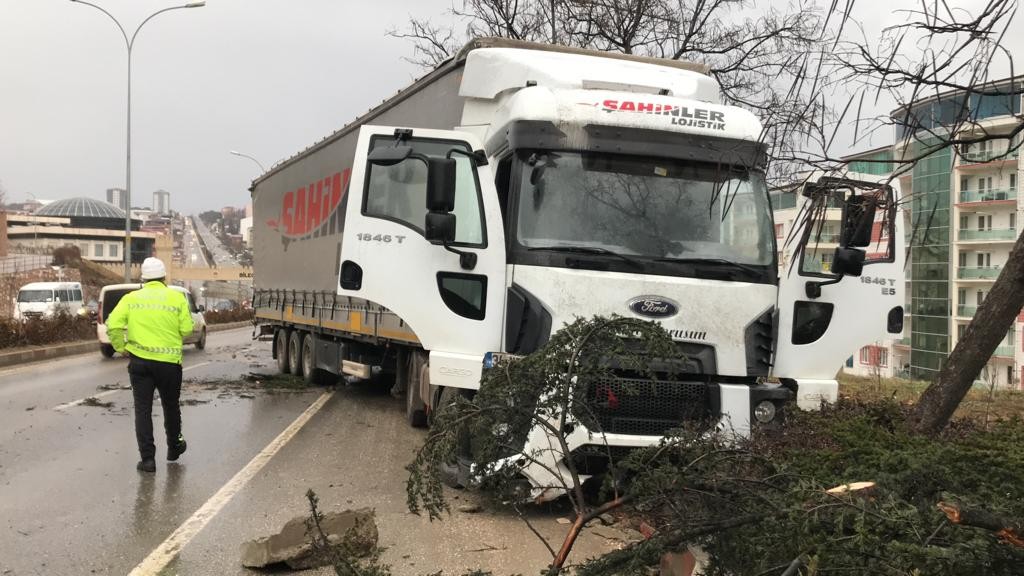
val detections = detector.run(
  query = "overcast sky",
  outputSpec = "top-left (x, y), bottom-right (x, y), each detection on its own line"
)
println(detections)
top-left (1, 1), bottom-right (1020, 214)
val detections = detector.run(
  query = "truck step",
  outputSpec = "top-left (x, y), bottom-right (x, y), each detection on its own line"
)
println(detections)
top-left (341, 360), bottom-right (372, 379)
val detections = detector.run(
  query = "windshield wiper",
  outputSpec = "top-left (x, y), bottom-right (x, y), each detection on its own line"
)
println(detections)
top-left (527, 245), bottom-right (644, 270)
top-left (654, 257), bottom-right (766, 276)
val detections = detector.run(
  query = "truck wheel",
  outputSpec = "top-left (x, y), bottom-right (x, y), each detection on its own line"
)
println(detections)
top-left (195, 328), bottom-right (207, 350)
top-left (276, 329), bottom-right (291, 374)
top-left (100, 344), bottom-right (115, 358)
top-left (301, 333), bottom-right (318, 384)
top-left (288, 331), bottom-right (304, 377)
top-left (405, 351), bottom-right (428, 428)
top-left (437, 386), bottom-right (473, 489)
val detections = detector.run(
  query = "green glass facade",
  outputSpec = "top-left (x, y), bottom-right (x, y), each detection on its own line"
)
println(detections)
top-left (909, 140), bottom-right (952, 378)
top-left (848, 149), bottom-right (895, 175)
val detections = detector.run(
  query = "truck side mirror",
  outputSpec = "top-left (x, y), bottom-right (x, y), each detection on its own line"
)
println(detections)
top-left (841, 195), bottom-right (877, 247)
top-left (426, 157), bottom-right (457, 213)
top-left (831, 247), bottom-right (866, 277)
top-left (425, 212), bottom-right (456, 244)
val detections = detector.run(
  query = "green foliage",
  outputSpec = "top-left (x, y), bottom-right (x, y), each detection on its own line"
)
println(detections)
top-left (406, 316), bottom-right (1024, 575)
top-left (580, 400), bottom-right (1024, 576)
top-left (406, 315), bottom-right (683, 519)
top-left (0, 312), bottom-right (94, 349)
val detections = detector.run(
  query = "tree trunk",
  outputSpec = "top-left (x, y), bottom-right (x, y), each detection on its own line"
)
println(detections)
top-left (911, 231), bottom-right (1024, 435)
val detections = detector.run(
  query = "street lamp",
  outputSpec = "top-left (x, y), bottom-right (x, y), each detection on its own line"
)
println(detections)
top-left (70, 0), bottom-right (206, 281)
top-left (229, 150), bottom-right (267, 173)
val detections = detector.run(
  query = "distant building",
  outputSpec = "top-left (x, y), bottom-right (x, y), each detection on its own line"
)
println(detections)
top-left (153, 189), bottom-right (171, 215)
top-left (106, 188), bottom-right (127, 211)
top-left (239, 215), bottom-right (253, 246)
top-left (5, 197), bottom-right (156, 263)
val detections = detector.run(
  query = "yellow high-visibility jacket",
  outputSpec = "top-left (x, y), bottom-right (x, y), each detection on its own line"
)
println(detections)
top-left (106, 281), bottom-right (194, 364)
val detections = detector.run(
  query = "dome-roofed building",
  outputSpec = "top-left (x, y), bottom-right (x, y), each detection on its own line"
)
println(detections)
top-left (35, 197), bottom-right (141, 231)
top-left (5, 195), bottom-right (156, 265)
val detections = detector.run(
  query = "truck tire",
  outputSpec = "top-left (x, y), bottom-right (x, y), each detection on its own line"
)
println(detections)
top-left (437, 386), bottom-right (473, 489)
top-left (288, 331), bottom-right (304, 378)
top-left (406, 351), bottom-right (428, 428)
top-left (276, 329), bottom-right (291, 374)
top-left (301, 333), bottom-right (319, 384)
top-left (100, 344), bottom-right (115, 358)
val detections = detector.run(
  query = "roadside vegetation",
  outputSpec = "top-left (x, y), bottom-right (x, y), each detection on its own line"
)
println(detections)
top-left (0, 313), bottom-right (94, 350)
top-left (396, 317), bottom-right (1024, 576)
top-left (203, 307), bottom-right (253, 325)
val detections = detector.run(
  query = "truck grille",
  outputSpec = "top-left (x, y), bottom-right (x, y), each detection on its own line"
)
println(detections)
top-left (583, 375), bottom-right (711, 436)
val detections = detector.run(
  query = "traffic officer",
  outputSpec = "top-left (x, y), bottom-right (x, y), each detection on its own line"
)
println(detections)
top-left (106, 257), bottom-right (194, 473)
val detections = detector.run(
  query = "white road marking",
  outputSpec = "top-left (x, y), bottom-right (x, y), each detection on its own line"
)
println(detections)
top-left (52, 361), bottom-right (213, 411)
top-left (127, 390), bottom-right (334, 576)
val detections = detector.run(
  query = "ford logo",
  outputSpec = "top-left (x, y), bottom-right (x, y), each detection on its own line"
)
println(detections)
top-left (627, 296), bottom-right (679, 318)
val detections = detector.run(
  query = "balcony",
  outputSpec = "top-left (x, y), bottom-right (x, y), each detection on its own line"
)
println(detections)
top-left (994, 344), bottom-right (1016, 358)
top-left (958, 228), bottom-right (1017, 242)
top-left (957, 305), bottom-right (977, 317)
top-left (958, 188), bottom-right (1017, 203)
top-left (959, 149), bottom-right (1019, 164)
top-left (957, 266), bottom-right (1002, 279)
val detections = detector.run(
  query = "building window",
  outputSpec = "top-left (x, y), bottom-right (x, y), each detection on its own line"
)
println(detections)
top-left (860, 346), bottom-right (889, 367)
top-left (110, 243), bottom-right (119, 258)
top-left (94, 244), bottom-right (104, 258)
top-left (1011, 174), bottom-right (1017, 190)
top-left (775, 223), bottom-right (784, 238)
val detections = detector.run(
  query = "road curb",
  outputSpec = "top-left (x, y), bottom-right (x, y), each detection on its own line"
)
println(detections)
top-left (0, 322), bottom-right (253, 369)
top-left (0, 340), bottom-right (98, 369)
top-left (207, 320), bottom-right (253, 333)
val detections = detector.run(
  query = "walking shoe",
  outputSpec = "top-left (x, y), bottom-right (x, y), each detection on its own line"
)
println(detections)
top-left (167, 436), bottom-right (187, 461)
top-left (137, 459), bottom-right (156, 473)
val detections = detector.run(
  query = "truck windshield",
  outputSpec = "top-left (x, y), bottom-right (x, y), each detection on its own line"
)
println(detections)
top-left (18, 290), bottom-right (54, 303)
top-left (515, 151), bottom-right (775, 269)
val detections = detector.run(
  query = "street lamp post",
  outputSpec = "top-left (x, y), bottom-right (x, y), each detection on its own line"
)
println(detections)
top-left (70, 0), bottom-right (206, 281)
top-left (229, 150), bottom-right (266, 173)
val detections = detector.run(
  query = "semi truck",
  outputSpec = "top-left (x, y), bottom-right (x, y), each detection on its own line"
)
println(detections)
top-left (251, 38), bottom-right (904, 500)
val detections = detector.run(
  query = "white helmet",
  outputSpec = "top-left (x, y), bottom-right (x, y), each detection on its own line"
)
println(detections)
top-left (140, 257), bottom-right (167, 281)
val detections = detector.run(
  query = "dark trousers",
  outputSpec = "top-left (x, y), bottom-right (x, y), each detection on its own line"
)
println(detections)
top-left (128, 355), bottom-right (183, 460)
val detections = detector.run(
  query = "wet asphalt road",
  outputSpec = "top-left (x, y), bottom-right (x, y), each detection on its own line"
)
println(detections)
top-left (0, 329), bottom-right (627, 576)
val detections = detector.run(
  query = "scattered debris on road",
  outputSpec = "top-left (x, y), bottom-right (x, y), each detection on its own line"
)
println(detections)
top-left (240, 508), bottom-right (377, 570)
top-left (80, 397), bottom-right (114, 408)
top-left (456, 503), bottom-right (482, 514)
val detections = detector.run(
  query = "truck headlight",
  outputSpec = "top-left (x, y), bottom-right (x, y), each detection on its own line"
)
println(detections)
top-left (753, 400), bottom-right (777, 424)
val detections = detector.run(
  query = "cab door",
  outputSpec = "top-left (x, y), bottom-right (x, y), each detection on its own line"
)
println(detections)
top-left (338, 126), bottom-right (507, 390)
top-left (773, 176), bottom-right (905, 381)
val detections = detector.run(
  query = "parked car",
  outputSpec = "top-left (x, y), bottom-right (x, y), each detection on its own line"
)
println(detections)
top-left (96, 283), bottom-right (207, 358)
top-left (13, 281), bottom-right (84, 321)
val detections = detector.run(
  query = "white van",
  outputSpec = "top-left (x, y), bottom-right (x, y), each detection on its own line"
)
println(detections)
top-left (13, 282), bottom-right (84, 321)
top-left (96, 283), bottom-right (207, 358)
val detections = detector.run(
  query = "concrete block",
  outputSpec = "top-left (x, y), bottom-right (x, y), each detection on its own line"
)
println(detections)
top-left (240, 508), bottom-right (377, 570)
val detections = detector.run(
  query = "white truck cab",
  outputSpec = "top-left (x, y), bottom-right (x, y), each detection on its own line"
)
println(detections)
top-left (252, 39), bottom-right (905, 501)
